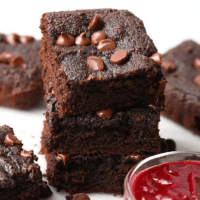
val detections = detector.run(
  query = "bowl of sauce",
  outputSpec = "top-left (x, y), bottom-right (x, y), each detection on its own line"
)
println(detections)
top-left (124, 151), bottom-right (200, 200)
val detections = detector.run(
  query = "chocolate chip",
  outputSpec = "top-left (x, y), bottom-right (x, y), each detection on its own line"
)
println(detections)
top-left (91, 31), bottom-right (107, 45)
top-left (150, 53), bottom-right (162, 66)
top-left (56, 154), bottom-right (70, 164)
top-left (57, 32), bottom-right (75, 47)
top-left (96, 109), bottom-right (114, 119)
top-left (87, 56), bottom-right (104, 71)
top-left (19, 35), bottom-right (35, 44)
top-left (162, 61), bottom-right (176, 73)
top-left (4, 134), bottom-right (21, 146)
top-left (194, 74), bottom-right (200, 86)
top-left (75, 33), bottom-right (91, 46)
top-left (88, 14), bottom-right (104, 31)
top-left (20, 150), bottom-right (33, 158)
top-left (97, 39), bottom-right (116, 51)
top-left (5, 33), bottom-right (19, 44)
top-left (194, 58), bottom-right (200, 70)
top-left (126, 154), bottom-right (141, 161)
top-left (10, 55), bottom-right (26, 68)
top-left (111, 50), bottom-right (128, 64)
top-left (73, 193), bottom-right (90, 200)
top-left (0, 52), bottom-right (13, 64)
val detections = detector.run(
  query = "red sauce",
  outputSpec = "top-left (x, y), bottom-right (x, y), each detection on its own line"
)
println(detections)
top-left (131, 160), bottom-right (200, 200)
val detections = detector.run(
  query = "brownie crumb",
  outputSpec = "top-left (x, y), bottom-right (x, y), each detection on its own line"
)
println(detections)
top-left (73, 193), bottom-right (90, 200)
top-left (166, 139), bottom-right (176, 151)
top-left (39, 182), bottom-right (53, 199)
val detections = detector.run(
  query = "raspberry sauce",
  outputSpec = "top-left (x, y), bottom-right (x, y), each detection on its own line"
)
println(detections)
top-left (131, 160), bottom-right (200, 200)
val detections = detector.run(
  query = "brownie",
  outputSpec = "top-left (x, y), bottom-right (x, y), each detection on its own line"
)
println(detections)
top-left (42, 95), bottom-right (162, 155)
top-left (46, 148), bottom-right (169, 195)
top-left (0, 125), bottom-right (52, 200)
top-left (40, 9), bottom-right (166, 116)
top-left (0, 33), bottom-right (43, 109)
top-left (161, 40), bottom-right (200, 135)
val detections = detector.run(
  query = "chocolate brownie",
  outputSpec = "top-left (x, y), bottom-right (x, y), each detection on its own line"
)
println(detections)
top-left (0, 125), bottom-right (52, 200)
top-left (0, 33), bottom-right (43, 109)
top-left (162, 40), bottom-right (200, 135)
top-left (40, 9), bottom-right (166, 116)
top-left (45, 146), bottom-right (168, 195)
top-left (42, 95), bottom-right (162, 155)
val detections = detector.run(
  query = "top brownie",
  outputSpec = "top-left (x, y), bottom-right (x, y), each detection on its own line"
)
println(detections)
top-left (0, 33), bottom-right (43, 109)
top-left (40, 9), bottom-right (166, 116)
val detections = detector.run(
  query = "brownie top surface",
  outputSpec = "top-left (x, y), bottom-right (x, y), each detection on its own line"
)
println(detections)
top-left (163, 40), bottom-right (200, 96)
top-left (0, 125), bottom-right (42, 188)
top-left (0, 33), bottom-right (43, 94)
top-left (40, 9), bottom-right (159, 81)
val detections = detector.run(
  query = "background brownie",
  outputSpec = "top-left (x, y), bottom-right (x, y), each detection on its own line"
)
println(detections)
top-left (40, 9), bottom-right (166, 116)
top-left (162, 40), bottom-right (200, 135)
top-left (42, 95), bottom-right (162, 155)
top-left (0, 125), bottom-right (51, 200)
top-left (0, 33), bottom-right (43, 109)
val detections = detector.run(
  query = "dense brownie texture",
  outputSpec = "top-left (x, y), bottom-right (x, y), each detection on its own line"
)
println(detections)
top-left (46, 143), bottom-right (168, 195)
top-left (0, 33), bottom-right (43, 109)
top-left (0, 125), bottom-right (51, 200)
top-left (42, 96), bottom-right (162, 155)
top-left (162, 40), bottom-right (200, 135)
top-left (40, 9), bottom-right (166, 116)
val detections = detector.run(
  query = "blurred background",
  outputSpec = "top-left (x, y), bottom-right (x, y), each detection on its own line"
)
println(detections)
top-left (0, 1), bottom-right (200, 199)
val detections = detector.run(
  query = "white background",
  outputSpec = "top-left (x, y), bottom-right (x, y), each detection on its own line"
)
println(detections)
top-left (0, 1), bottom-right (200, 199)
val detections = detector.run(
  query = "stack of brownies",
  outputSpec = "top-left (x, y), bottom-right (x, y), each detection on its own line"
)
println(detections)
top-left (40, 9), bottom-right (168, 194)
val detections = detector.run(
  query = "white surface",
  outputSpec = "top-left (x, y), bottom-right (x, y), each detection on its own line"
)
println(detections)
top-left (0, 0), bottom-right (200, 199)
